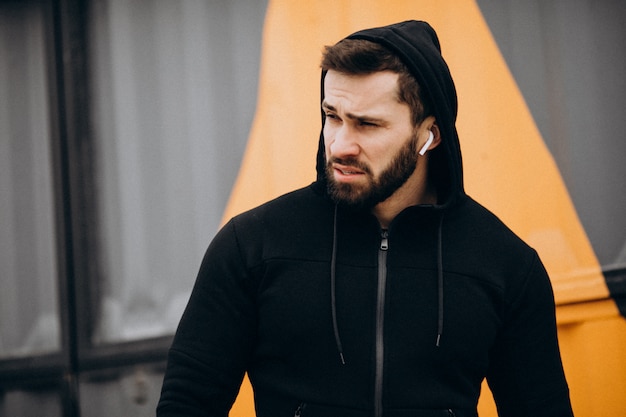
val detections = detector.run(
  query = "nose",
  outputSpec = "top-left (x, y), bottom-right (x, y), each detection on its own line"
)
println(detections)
top-left (328, 124), bottom-right (360, 158)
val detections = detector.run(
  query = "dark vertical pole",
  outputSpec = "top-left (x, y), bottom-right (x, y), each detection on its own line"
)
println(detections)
top-left (47, 0), bottom-right (96, 415)
top-left (47, 0), bottom-right (81, 414)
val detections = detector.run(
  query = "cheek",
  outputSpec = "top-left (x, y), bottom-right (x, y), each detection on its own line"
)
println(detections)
top-left (323, 126), bottom-right (333, 157)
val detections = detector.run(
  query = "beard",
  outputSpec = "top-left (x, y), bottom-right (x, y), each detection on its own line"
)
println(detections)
top-left (326, 134), bottom-right (419, 210)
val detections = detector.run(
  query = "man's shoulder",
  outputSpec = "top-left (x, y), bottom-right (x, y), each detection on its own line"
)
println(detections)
top-left (450, 195), bottom-right (533, 253)
top-left (220, 183), bottom-right (334, 260)
top-left (445, 195), bottom-right (544, 291)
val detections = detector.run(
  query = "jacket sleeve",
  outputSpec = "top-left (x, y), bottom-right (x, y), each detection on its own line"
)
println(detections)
top-left (157, 219), bottom-right (257, 417)
top-left (486, 252), bottom-right (574, 417)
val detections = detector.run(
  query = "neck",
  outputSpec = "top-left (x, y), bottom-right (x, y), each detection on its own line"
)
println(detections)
top-left (371, 172), bottom-right (436, 229)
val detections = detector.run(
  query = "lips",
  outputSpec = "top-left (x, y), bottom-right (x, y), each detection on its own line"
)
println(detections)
top-left (333, 163), bottom-right (365, 176)
top-left (338, 168), bottom-right (362, 175)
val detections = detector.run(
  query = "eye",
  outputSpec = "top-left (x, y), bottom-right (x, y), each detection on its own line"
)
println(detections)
top-left (358, 120), bottom-right (378, 128)
top-left (325, 112), bottom-right (340, 121)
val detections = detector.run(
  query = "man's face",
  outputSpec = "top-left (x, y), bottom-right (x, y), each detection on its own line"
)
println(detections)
top-left (323, 70), bottom-right (422, 209)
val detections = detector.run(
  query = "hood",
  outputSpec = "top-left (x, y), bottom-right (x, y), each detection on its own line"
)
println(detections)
top-left (315, 20), bottom-right (465, 208)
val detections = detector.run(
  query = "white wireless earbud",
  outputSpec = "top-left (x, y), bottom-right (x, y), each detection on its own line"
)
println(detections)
top-left (419, 130), bottom-right (434, 156)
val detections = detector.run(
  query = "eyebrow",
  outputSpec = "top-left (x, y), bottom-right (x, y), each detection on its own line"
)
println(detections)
top-left (322, 101), bottom-right (387, 125)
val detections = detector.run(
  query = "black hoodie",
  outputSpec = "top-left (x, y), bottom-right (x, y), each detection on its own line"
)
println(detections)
top-left (158, 21), bottom-right (574, 417)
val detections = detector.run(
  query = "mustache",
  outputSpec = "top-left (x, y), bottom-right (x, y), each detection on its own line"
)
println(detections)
top-left (327, 156), bottom-right (372, 175)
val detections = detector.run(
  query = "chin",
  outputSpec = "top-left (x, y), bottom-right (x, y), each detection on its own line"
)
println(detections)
top-left (327, 184), bottom-right (379, 211)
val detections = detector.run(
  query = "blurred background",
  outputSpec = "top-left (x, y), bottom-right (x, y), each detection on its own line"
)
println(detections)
top-left (1, 0), bottom-right (624, 416)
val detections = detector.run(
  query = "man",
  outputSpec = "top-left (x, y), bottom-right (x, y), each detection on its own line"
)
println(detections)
top-left (157, 20), bottom-right (574, 417)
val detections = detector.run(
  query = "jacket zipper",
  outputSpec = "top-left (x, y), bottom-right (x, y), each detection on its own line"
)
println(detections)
top-left (374, 230), bottom-right (389, 417)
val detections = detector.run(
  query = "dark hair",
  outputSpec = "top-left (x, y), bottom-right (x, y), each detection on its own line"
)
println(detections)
top-left (321, 38), bottom-right (430, 126)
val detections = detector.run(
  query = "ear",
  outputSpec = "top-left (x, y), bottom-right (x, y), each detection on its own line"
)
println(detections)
top-left (417, 118), bottom-right (442, 155)
top-left (428, 123), bottom-right (442, 150)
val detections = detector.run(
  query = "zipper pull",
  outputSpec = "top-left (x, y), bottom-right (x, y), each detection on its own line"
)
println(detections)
top-left (380, 230), bottom-right (389, 251)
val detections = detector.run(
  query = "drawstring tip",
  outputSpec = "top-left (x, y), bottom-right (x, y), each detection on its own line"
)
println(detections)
top-left (436, 333), bottom-right (442, 347)
top-left (339, 352), bottom-right (346, 365)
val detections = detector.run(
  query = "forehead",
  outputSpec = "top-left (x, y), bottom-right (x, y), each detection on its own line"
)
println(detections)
top-left (323, 70), bottom-right (402, 112)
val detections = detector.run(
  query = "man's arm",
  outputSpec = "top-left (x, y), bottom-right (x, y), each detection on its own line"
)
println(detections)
top-left (486, 253), bottom-right (574, 417)
top-left (157, 220), bottom-right (256, 416)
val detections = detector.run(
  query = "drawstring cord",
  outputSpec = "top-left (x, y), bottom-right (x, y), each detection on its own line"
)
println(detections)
top-left (436, 212), bottom-right (445, 347)
top-left (330, 204), bottom-right (346, 365)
